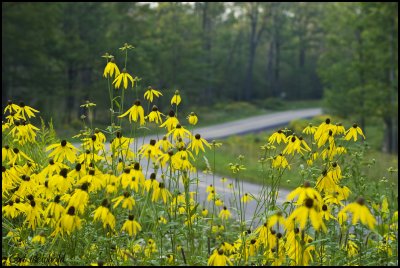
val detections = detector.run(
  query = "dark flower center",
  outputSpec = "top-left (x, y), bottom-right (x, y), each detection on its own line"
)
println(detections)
top-left (305, 198), bottom-right (314, 208)
top-left (67, 206), bottom-right (76, 215)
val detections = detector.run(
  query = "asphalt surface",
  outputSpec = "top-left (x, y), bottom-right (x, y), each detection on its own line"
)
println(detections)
top-left (137, 108), bottom-right (322, 224)
top-left (76, 108), bottom-right (323, 224)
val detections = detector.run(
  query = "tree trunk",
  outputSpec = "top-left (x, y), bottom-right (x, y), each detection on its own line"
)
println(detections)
top-left (202, 2), bottom-right (213, 102)
top-left (65, 65), bottom-right (76, 124)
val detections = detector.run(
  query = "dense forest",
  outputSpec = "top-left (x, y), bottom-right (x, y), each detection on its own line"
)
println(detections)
top-left (2, 2), bottom-right (398, 153)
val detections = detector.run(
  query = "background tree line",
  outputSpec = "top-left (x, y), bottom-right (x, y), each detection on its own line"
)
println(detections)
top-left (2, 2), bottom-right (397, 153)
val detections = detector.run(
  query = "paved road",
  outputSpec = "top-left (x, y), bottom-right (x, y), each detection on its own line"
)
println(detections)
top-left (78, 108), bottom-right (322, 224)
top-left (137, 108), bottom-right (322, 223)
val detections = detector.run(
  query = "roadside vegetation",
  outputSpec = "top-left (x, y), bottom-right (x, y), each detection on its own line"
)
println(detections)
top-left (2, 44), bottom-right (398, 266)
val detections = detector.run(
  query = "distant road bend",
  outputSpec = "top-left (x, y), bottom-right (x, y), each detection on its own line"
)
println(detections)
top-left (191, 108), bottom-right (322, 140)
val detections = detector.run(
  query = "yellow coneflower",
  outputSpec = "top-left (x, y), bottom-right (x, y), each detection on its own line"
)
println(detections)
top-left (139, 139), bottom-right (163, 161)
top-left (171, 90), bottom-right (181, 106)
top-left (152, 182), bottom-right (171, 204)
top-left (283, 135), bottom-right (309, 155)
top-left (219, 206), bottom-right (231, 220)
top-left (302, 123), bottom-right (317, 135)
top-left (167, 124), bottom-right (192, 141)
top-left (3, 100), bottom-right (21, 114)
top-left (68, 183), bottom-right (90, 215)
top-left (31, 232), bottom-right (46, 244)
top-left (112, 191), bottom-right (136, 210)
top-left (188, 134), bottom-right (211, 155)
top-left (15, 102), bottom-right (39, 120)
top-left (267, 211), bottom-right (286, 229)
top-left (158, 216), bottom-right (168, 224)
top-left (271, 153), bottom-right (290, 169)
top-left (147, 105), bottom-right (164, 124)
top-left (8, 147), bottom-right (34, 165)
top-left (268, 129), bottom-right (287, 144)
top-left (207, 248), bottom-right (232, 266)
top-left (144, 173), bottom-right (159, 193)
top-left (338, 197), bottom-right (376, 229)
top-left (241, 193), bottom-right (253, 203)
top-left (144, 87), bottom-right (163, 102)
top-left (321, 203), bottom-right (336, 221)
top-left (187, 112), bottom-right (198, 125)
top-left (77, 169), bottom-right (105, 193)
top-left (215, 198), bottom-right (224, 207)
top-left (57, 206), bottom-right (82, 236)
top-left (314, 118), bottom-right (333, 143)
top-left (287, 197), bottom-right (327, 232)
top-left (144, 239), bottom-right (157, 257)
top-left (166, 253), bottom-right (174, 264)
top-left (118, 100), bottom-right (145, 126)
top-left (160, 110), bottom-right (180, 132)
top-left (112, 68), bottom-right (135, 89)
top-left (2, 199), bottom-right (21, 219)
top-left (201, 208), bottom-right (209, 217)
top-left (45, 140), bottom-right (78, 163)
top-left (286, 181), bottom-right (323, 206)
top-left (93, 199), bottom-right (116, 230)
top-left (121, 214), bottom-right (142, 236)
top-left (44, 195), bottom-right (65, 221)
top-left (316, 169), bottom-right (337, 193)
top-left (155, 136), bottom-right (173, 153)
top-left (103, 57), bottom-right (120, 78)
top-left (344, 123), bottom-right (366, 141)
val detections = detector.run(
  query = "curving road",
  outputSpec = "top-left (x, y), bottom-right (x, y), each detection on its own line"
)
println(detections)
top-left (77, 108), bottom-right (323, 224)
top-left (138, 108), bottom-right (323, 223)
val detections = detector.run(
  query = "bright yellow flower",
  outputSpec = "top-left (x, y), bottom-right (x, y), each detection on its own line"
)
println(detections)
top-left (187, 112), bottom-right (198, 125)
top-left (14, 102), bottom-right (39, 120)
top-left (188, 134), bottom-right (211, 155)
top-left (152, 182), bottom-right (171, 204)
top-left (93, 199), bottom-right (116, 230)
top-left (171, 90), bottom-right (181, 106)
top-left (271, 153), bottom-right (290, 169)
top-left (314, 118), bottom-right (333, 143)
top-left (112, 68), bottom-right (135, 89)
top-left (339, 197), bottom-right (376, 229)
top-left (201, 208), bottom-right (209, 217)
top-left (3, 100), bottom-right (21, 115)
top-left (31, 233), bottom-right (46, 244)
top-left (45, 140), bottom-right (77, 163)
top-left (316, 169), bottom-right (337, 193)
top-left (112, 192), bottom-right (136, 210)
top-left (7, 147), bottom-right (34, 165)
top-left (160, 110), bottom-right (180, 132)
top-left (302, 123), bottom-right (317, 135)
top-left (103, 57), bottom-right (120, 78)
top-left (167, 124), bottom-right (191, 141)
top-left (287, 198), bottom-right (327, 232)
top-left (344, 123), bottom-right (366, 141)
top-left (55, 206), bottom-right (82, 236)
top-left (241, 193), bottom-right (253, 203)
top-left (144, 87), bottom-right (163, 102)
top-left (121, 215), bottom-right (142, 236)
top-left (147, 105), bottom-right (164, 124)
top-left (219, 206), bottom-right (231, 220)
top-left (267, 211), bottom-right (286, 229)
top-left (118, 100), bottom-right (145, 125)
top-left (286, 181), bottom-right (323, 206)
top-left (321, 203), bottom-right (336, 221)
top-left (268, 129), bottom-right (287, 144)
top-left (207, 248), bottom-right (232, 266)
